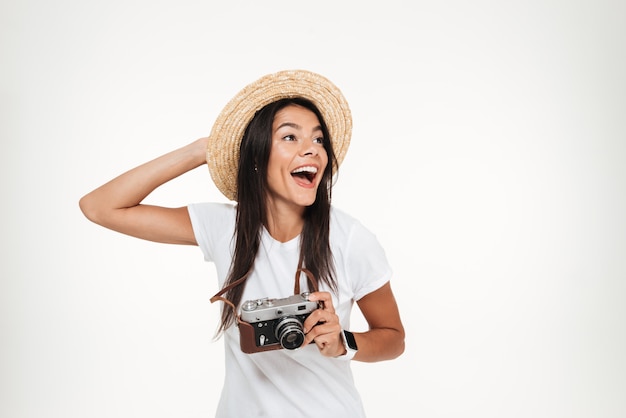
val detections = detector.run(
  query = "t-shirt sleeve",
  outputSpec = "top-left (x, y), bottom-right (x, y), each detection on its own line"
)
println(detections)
top-left (331, 210), bottom-right (393, 301)
top-left (187, 202), bottom-right (235, 262)
top-left (344, 220), bottom-right (393, 301)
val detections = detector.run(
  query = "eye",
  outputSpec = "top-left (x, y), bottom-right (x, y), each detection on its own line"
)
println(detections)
top-left (313, 136), bottom-right (325, 144)
top-left (282, 134), bottom-right (296, 142)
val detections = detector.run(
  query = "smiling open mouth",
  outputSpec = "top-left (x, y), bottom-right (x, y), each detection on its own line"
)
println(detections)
top-left (291, 166), bottom-right (318, 184)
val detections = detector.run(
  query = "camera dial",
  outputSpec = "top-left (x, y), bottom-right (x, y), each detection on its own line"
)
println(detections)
top-left (242, 300), bottom-right (257, 311)
top-left (242, 298), bottom-right (267, 311)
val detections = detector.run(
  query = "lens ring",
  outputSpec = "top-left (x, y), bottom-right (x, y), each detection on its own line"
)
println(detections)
top-left (275, 316), bottom-right (305, 350)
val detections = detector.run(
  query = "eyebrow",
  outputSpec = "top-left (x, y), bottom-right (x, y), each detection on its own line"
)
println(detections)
top-left (276, 122), bottom-right (323, 133)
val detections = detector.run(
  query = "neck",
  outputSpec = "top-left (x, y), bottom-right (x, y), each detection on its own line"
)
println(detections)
top-left (265, 201), bottom-right (305, 243)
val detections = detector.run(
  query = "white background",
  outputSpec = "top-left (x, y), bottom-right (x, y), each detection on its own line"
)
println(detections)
top-left (2, 1), bottom-right (625, 417)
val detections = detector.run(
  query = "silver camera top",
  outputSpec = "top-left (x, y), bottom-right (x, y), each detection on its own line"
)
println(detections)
top-left (240, 292), bottom-right (318, 322)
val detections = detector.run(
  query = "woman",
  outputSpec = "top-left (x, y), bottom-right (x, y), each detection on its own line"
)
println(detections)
top-left (79, 70), bottom-right (404, 417)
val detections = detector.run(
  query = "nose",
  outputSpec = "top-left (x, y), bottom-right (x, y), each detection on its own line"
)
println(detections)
top-left (300, 138), bottom-right (318, 156)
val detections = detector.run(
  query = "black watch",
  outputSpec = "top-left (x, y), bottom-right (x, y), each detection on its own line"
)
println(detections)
top-left (340, 330), bottom-right (358, 360)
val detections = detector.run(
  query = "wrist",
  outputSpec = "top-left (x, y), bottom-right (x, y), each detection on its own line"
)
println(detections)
top-left (196, 138), bottom-right (210, 166)
top-left (335, 330), bottom-right (358, 361)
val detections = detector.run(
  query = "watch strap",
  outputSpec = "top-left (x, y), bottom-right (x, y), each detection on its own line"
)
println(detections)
top-left (337, 330), bottom-right (358, 361)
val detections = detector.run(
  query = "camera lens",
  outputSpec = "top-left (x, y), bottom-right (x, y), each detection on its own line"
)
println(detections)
top-left (274, 316), bottom-right (305, 350)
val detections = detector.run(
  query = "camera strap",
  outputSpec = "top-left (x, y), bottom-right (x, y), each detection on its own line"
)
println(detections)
top-left (209, 251), bottom-right (319, 323)
top-left (209, 270), bottom-right (250, 317)
top-left (293, 251), bottom-right (318, 294)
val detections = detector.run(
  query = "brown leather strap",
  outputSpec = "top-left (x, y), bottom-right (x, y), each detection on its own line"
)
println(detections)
top-left (210, 270), bottom-right (250, 323)
top-left (293, 250), bottom-right (318, 294)
top-left (210, 270), bottom-right (251, 304)
top-left (211, 251), bottom-right (319, 321)
top-left (294, 267), bottom-right (318, 294)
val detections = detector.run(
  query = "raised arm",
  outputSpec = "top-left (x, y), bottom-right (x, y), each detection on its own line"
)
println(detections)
top-left (79, 137), bottom-right (208, 245)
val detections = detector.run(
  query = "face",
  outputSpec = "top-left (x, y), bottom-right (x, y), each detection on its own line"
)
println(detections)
top-left (265, 104), bottom-right (329, 211)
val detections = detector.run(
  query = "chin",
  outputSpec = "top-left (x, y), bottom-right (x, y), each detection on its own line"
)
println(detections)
top-left (294, 193), bottom-right (318, 208)
top-left (297, 198), bottom-right (316, 208)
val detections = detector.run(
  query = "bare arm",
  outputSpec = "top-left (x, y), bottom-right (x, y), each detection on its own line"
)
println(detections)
top-left (351, 281), bottom-right (405, 362)
top-left (78, 137), bottom-right (208, 245)
top-left (303, 281), bottom-right (405, 362)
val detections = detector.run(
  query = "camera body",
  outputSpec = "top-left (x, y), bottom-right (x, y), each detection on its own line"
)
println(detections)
top-left (239, 292), bottom-right (319, 353)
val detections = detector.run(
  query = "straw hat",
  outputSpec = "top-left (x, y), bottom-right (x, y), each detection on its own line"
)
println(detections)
top-left (206, 69), bottom-right (352, 201)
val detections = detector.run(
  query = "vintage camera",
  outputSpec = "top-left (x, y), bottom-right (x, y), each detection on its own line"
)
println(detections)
top-left (238, 292), bottom-right (319, 353)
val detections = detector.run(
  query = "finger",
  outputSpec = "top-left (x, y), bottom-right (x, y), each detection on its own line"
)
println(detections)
top-left (303, 310), bottom-right (327, 334)
top-left (308, 291), bottom-right (335, 314)
top-left (303, 309), bottom-right (339, 333)
top-left (303, 320), bottom-right (325, 345)
top-left (304, 321), bottom-right (340, 345)
top-left (308, 327), bottom-right (344, 356)
top-left (313, 338), bottom-right (327, 350)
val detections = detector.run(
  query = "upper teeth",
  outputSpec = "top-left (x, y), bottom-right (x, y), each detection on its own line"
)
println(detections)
top-left (291, 166), bottom-right (318, 174)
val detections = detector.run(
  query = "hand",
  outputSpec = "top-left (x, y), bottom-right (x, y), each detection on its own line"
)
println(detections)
top-left (188, 137), bottom-right (210, 166)
top-left (302, 291), bottom-right (346, 357)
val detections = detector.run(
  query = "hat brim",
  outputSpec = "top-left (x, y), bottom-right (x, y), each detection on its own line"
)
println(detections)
top-left (207, 69), bottom-right (352, 201)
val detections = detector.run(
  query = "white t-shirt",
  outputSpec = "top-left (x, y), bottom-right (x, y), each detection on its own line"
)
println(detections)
top-left (188, 203), bottom-right (392, 418)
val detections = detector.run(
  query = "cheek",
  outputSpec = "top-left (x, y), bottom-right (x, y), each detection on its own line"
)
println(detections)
top-left (320, 150), bottom-right (330, 171)
top-left (265, 165), bottom-right (281, 187)
top-left (267, 152), bottom-right (289, 177)
top-left (265, 156), bottom-right (289, 189)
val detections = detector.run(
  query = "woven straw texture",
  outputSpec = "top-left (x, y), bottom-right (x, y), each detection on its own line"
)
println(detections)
top-left (206, 69), bottom-right (352, 201)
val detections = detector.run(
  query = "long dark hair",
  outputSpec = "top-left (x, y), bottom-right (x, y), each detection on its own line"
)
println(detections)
top-left (217, 97), bottom-right (338, 334)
